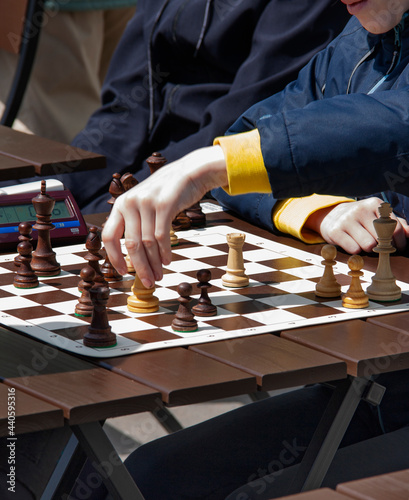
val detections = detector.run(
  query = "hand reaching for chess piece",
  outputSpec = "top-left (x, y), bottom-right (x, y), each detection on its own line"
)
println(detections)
top-left (103, 146), bottom-right (227, 289)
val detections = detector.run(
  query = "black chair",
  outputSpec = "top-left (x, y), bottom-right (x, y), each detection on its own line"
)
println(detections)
top-left (0, 0), bottom-right (44, 127)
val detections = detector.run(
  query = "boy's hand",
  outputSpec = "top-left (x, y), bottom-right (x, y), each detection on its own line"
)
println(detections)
top-left (307, 197), bottom-right (409, 254)
top-left (102, 146), bottom-right (227, 289)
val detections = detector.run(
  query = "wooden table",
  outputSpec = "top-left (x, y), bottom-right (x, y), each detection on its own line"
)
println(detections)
top-left (1, 208), bottom-right (409, 499)
top-left (0, 126), bottom-right (105, 180)
top-left (337, 468), bottom-right (409, 499)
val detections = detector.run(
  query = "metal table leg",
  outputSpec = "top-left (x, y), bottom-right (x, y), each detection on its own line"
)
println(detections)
top-left (71, 422), bottom-right (146, 500)
top-left (287, 376), bottom-right (371, 494)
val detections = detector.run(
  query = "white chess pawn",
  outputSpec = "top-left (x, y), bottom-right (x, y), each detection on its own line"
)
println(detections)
top-left (342, 255), bottom-right (369, 309)
top-left (127, 273), bottom-right (159, 313)
top-left (315, 244), bottom-right (341, 298)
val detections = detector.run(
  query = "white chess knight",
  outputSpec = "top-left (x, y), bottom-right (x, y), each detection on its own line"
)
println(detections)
top-left (366, 202), bottom-right (401, 302)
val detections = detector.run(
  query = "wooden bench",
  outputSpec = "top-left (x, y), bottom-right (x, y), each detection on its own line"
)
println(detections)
top-left (337, 468), bottom-right (409, 500)
top-left (0, 382), bottom-right (64, 436)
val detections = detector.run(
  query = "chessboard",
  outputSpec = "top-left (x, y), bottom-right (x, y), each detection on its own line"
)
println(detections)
top-left (1, 204), bottom-right (409, 358)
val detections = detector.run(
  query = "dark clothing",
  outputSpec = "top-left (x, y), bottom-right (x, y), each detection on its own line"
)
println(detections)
top-left (122, 371), bottom-right (409, 500)
top-left (64, 0), bottom-right (350, 213)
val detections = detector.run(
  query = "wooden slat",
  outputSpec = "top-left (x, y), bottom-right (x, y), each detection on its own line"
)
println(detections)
top-left (99, 347), bottom-right (257, 406)
top-left (336, 469), bottom-right (409, 499)
top-left (281, 320), bottom-right (409, 377)
top-left (0, 328), bottom-right (160, 424)
top-left (0, 125), bottom-right (106, 175)
top-left (0, 383), bottom-right (64, 436)
top-left (367, 312), bottom-right (409, 336)
top-left (0, 0), bottom-right (27, 54)
top-left (273, 489), bottom-right (351, 499)
top-left (0, 153), bottom-right (35, 179)
top-left (189, 334), bottom-right (346, 390)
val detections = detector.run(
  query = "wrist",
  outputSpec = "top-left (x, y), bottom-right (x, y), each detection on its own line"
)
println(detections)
top-left (187, 145), bottom-right (228, 192)
top-left (304, 206), bottom-right (333, 235)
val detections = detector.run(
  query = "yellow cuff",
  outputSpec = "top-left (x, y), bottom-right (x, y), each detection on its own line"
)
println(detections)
top-left (214, 129), bottom-right (271, 195)
top-left (273, 194), bottom-right (354, 244)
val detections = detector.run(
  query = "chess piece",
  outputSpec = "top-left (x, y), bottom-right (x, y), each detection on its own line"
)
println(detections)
top-left (146, 152), bottom-right (182, 242)
top-left (222, 233), bottom-right (249, 288)
top-left (170, 226), bottom-right (179, 247)
top-left (125, 254), bottom-right (135, 273)
top-left (172, 282), bottom-right (198, 332)
top-left (127, 273), bottom-right (159, 313)
top-left (75, 266), bottom-right (95, 317)
top-left (121, 172), bottom-right (138, 272)
top-left (101, 173), bottom-right (123, 282)
top-left (342, 255), bottom-right (369, 309)
top-left (315, 244), bottom-right (341, 298)
top-left (185, 202), bottom-right (206, 227)
top-left (31, 180), bottom-right (61, 276)
top-left (83, 285), bottom-right (117, 347)
top-left (82, 227), bottom-right (107, 289)
top-left (14, 222), bottom-right (33, 268)
top-left (172, 210), bottom-right (191, 230)
top-left (366, 202), bottom-right (401, 302)
top-left (120, 172), bottom-right (138, 191)
top-left (14, 239), bottom-right (39, 289)
top-left (192, 269), bottom-right (217, 316)
top-left (146, 152), bottom-right (167, 175)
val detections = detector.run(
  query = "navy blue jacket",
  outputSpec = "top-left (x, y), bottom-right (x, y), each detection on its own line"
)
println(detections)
top-left (213, 15), bottom-right (409, 231)
top-left (63, 0), bottom-right (350, 213)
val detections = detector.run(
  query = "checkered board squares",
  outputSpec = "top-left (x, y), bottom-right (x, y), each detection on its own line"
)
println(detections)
top-left (1, 224), bottom-right (409, 358)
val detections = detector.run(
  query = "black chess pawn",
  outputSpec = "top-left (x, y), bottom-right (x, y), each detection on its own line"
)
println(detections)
top-left (82, 226), bottom-right (108, 290)
top-left (192, 269), bottom-right (217, 317)
top-left (83, 285), bottom-right (117, 347)
top-left (146, 151), bottom-right (167, 175)
top-left (172, 282), bottom-right (198, 332)
top-left (75, 266), bottom-right (95, 317)
top-left (31, 180), bottom-right (61, 276)
top-left (101, 174), bottom-right (123, 282)
top-left (14, 222), bottom-right (33, 268)
top-left (172, 210), bottom-right (191, 230)
top-left (185, 202), bottom-right (206, 227)
top-left (14, 239), bottom-right (39, 289)
top-left (120, 172), bottom-right (138, 191)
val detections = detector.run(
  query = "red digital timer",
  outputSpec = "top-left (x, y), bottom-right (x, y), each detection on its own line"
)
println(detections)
top-left (0, 189), bottom-right (88, 251)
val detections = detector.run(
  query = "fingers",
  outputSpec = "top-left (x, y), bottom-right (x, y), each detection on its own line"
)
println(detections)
top-left (392, 217), bottom-right (408, 251)
top-left (325, 221), bottom-right (377, 254)
top-left (318, 198), bottom-right (409, 254)
top-left (102, 207), bottom-right (127, 275)
top-left (319, 200), bottom-right (379, 253)
top-left (103, 188), bottom-right (174, 289)
top-left (137, 201), bottom-right (171, 285)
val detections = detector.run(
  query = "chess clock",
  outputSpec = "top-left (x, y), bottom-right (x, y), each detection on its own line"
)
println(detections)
top-left (0, 189), bottom-right (88, 251)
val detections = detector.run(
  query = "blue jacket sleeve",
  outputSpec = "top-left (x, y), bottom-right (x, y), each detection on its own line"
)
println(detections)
top-left (230, 20), bottom-right (409, 200)
top-left (211, 189), bottom-right (280, 233)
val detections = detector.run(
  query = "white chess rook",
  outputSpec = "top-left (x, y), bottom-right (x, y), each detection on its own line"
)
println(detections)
top-left (222, 233), bottom-right (249, 288)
